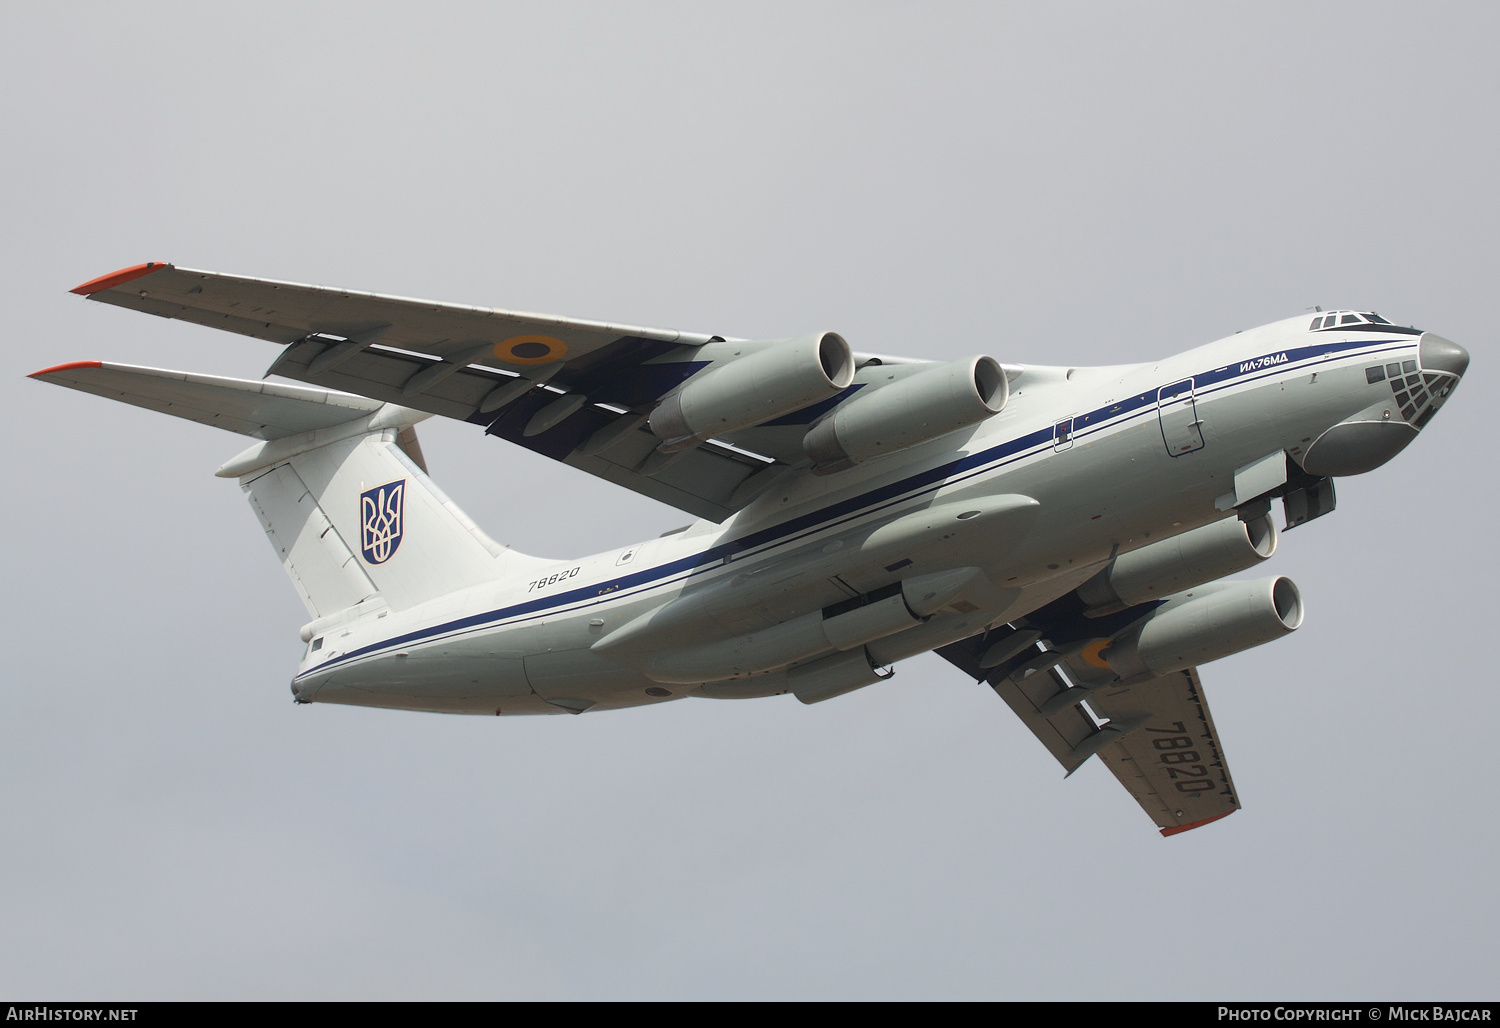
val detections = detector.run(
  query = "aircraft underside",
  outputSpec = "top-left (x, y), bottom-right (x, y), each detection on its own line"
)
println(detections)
top-left (33, 264), bottom-right (1469, 834)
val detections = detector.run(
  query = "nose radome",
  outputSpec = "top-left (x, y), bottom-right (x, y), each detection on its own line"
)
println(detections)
top-left (1420, 333), bottom-right (1470, 378)
top-left (1303, 329), bottom-right (1467, 478)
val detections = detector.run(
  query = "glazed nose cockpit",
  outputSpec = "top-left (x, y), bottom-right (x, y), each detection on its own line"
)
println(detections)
top-left (1300, 330), bottom-right (1469, 478)
top-left (1371, 332), bottom-right (1469, 429)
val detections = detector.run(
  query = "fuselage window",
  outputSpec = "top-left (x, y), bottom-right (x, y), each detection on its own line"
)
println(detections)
top-left (1366, 366), bottom-right (1386, 383)
top-left (311, 637), bottom-right (324, 652)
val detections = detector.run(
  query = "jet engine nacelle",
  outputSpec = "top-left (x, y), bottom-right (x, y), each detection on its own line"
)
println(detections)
top-left (802, 356), bottom-right (1008, 472)
top-left (1075, 514), bottom-right (1277, 615)
top-left (649, 332), bottom-right (856, 452)
top-left (1103, 576), bottom-right (1303, 680)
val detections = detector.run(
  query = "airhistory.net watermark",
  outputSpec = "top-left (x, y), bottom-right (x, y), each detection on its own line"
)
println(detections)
top-left (5, 1009), bottom-right (137, 1021)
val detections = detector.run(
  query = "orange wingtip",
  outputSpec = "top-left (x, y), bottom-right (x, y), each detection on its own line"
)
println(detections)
top-left (29, 360), bottom-right (103, 378)
top-left (70, 261), bottom-right (170, 295)
top-left (1160, 811), bottom-right (1236, 837)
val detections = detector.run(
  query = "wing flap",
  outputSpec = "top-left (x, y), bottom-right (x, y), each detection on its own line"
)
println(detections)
top-left (936, 636), bottom-right (1098, 775)
top-left (267, 331), bottom-right (773, 521)
top-left (482, 389), bottom-right (778, 521)
top-left (267, 338), bottom-right (489, 421)
top-left (989, 664), bottom-right (1099, 774)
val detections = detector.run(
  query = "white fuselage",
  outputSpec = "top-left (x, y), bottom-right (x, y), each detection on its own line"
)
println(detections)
top-left (292, 314), bottom-right (1424, 715)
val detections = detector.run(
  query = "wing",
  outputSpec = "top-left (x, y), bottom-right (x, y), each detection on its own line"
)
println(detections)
top-left (1084, 667), bottom-right (1239, 836)
top-left (72, 262), bottom-right (913, 521)
top-left (936, 633), bottom-right (1240, 836)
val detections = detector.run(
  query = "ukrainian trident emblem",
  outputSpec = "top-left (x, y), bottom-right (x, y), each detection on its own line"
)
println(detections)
top-left (360, 480), bottom-right (406, 565)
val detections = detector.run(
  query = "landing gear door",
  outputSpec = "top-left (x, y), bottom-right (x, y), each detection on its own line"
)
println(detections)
top-left (1157, 379), bottom-right (1205, 457)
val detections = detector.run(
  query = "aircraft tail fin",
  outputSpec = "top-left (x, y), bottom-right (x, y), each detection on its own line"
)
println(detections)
top-left (235, 427), bottom-right (541, 615)
top-left (30, 361), bottom-right (546, 616)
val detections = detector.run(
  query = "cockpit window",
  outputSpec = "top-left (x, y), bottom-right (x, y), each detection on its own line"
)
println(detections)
top-left (1311, 310), bottom-right (1402, 331)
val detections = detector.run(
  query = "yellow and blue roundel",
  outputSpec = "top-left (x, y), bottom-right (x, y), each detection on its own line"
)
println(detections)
top-left (360, 480), bottom-right (405, 564)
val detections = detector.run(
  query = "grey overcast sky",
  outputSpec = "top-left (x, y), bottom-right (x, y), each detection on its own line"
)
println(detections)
top-left (2, 2), bottom-right (1496, 1000)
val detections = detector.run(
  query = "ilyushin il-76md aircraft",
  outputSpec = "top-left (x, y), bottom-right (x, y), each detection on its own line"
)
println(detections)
top-left (33, 262), bottom-right (1470, 835)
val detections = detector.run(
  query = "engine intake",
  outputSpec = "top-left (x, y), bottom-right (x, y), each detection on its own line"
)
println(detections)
top-left (1103, 576), bottom-right (1303, 680)
top-left (803, 356), bottom-right (1007, 472)
top-left (649, 332), bottom-right (855, 452)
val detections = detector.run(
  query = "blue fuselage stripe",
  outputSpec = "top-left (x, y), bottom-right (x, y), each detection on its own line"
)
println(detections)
top-left (299, 335), bottom-right (1412, 678)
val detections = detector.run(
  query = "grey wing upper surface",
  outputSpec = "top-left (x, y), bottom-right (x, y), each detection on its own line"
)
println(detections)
top-left (71, 262), bottom-right (920, 521)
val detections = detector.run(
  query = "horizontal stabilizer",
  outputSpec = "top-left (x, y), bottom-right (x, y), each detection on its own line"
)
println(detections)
top-left (29, 361), bottom-right (383, 439)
